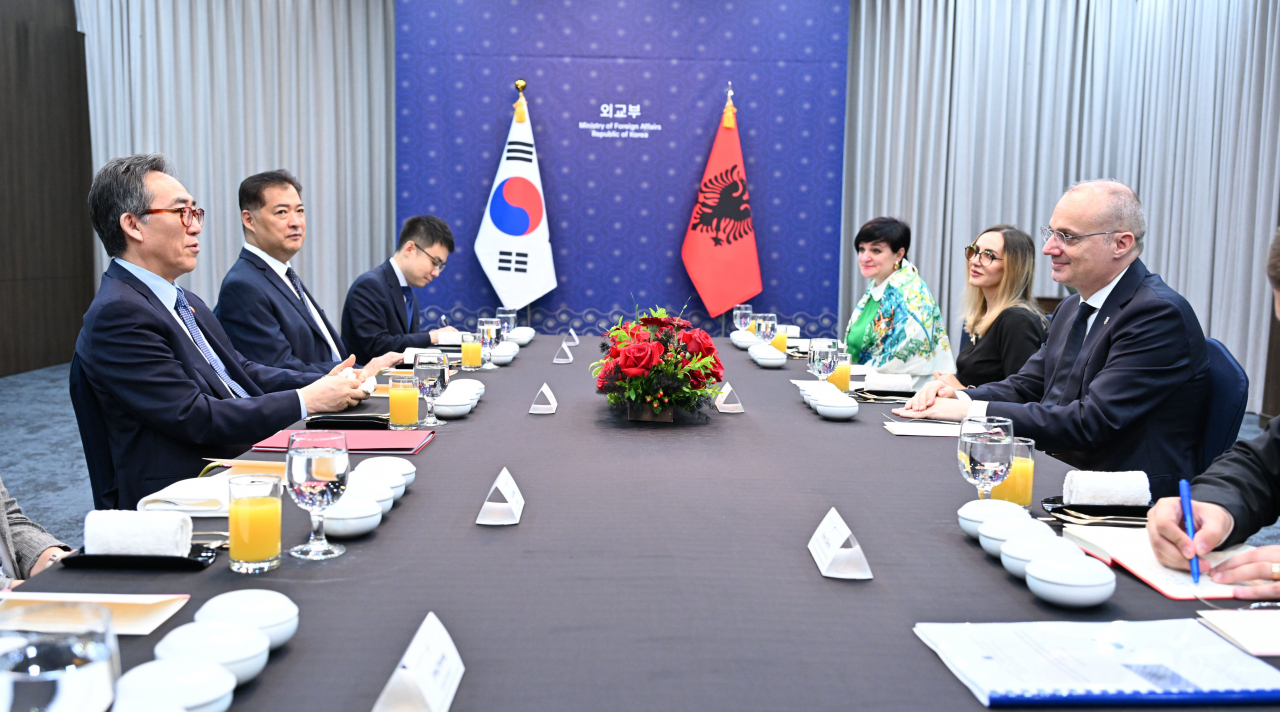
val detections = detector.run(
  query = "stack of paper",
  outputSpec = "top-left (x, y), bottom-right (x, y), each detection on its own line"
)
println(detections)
top-left (883, 421), bottom-right (960, 437)
top-left (1197, 610), bottom-right (1280, 656)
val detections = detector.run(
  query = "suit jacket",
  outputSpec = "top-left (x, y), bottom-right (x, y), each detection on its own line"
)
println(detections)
top-left (214, 248), bottom-right (345, 373)
top-left (74, 261), bottom-right (318, 510)
top-left (341, 261), bottom-right (434, 364)
top-left (1192, 415), bottom-right (1280, 547)
top-left (965, 259), bottom-right (1210, 498)
top-left (0, 474), bottom-right (66, 588)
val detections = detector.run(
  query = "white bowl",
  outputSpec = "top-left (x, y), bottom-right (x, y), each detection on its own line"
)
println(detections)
top-left (956, 499), bottom-right (1029, 539)
top-left (977, 517), bottom-right (1054, 557)
top-left (348, 469), bottom-right (406, 500)
top-left (433, 401), bottom-right (473, 419)
top-left (490, 352), bottom-right (515, 366)
top-left (450, 378), bottom-right (484, 398)
top-left (354, 456), bottom-right (416, 488)
top-left (343, 482), bottom-right (394, 514)
top-left (747, 343), bottom-right (784, 359)
top-left (1000, 535), bottom-right (1084, 579)
top-left (117, 660), bottom-right (236, 712)
top-left (194, 589), bottom-right (300, 651)
top-left (815, 396), bottom-right (859, 420)
top-left (508, 326), bottom-right (536, 345)
top-left (1025, 555), bottom-right (1116, 607)
top-left (111, 701), bottom-right (187, 712)
top-left (730, 330), bottom-right (759, 349)
top-left (154, 622), bottom-right (270, 686)
top-left (493, 340), bottom-right (519, 357)
top-left (323, 495), bottom-right (383, 538)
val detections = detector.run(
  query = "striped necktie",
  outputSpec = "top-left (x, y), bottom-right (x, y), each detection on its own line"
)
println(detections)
top-left (174, 288), bottom-right (251, 398)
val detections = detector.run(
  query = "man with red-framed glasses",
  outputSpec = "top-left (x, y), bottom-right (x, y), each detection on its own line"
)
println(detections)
top-left (71, 153), bottom-right (383, 510)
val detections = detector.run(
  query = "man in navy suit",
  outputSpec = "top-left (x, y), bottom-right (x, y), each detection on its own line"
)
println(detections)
top-left (215, 170), bottom-right (390, 373)
top-left (342, 215), bottom-right (458, 364)
top-left (898, 180), bottom-right (1210, 497)
top-left (75, 154), bottom-right (373, 509)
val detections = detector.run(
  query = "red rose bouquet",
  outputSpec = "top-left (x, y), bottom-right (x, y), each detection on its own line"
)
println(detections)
top-left (591, 307), bottom-right (725, 417)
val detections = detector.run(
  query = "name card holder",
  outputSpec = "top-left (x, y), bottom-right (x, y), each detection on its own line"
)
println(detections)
top-left (564, 328), bottom-right (580, 346)
top-left (807, 507), bottom-right (873, 580)
top-left (529, 383), bottom-right (558, 414)
top-left (372, 612), bottom-right (465, 712)
top-left (476, 468), bottom-right (525, 525)
top-left (714, 383), bottom-right (744, 413)
top-left (552, 342), bottom-right (574, 364)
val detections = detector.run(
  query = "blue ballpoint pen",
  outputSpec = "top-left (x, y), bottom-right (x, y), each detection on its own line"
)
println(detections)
top-left (1179, 479), bottom-right (1199, 584)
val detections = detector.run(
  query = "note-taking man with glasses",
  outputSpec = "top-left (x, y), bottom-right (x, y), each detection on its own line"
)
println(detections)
top-left (897, 179), bottom-right (1210, 498)
top-left (73, 154), bottom-right (371, 510)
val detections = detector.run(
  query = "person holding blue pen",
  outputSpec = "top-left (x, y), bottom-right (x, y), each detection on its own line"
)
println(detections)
top-left (1147, 227), bottom-right (1280, 601)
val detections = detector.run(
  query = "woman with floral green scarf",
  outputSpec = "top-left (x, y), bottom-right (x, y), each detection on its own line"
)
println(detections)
top-left (846, 217), bottom-right (955, 389)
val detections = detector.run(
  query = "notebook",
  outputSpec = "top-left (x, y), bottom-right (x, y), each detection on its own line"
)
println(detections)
top-left (253, 429), bottom-right (434, 454)
top-left (1197, 609), bottom-right (1280, 656)
top-left (916, 619), bottom-right (1280, 707)
top-left (1062, 525), bottom-right (1253, 600)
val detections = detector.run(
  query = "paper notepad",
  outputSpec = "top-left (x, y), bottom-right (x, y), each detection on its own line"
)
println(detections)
top-left (1063, 525), bottom-right (1253, 600)
top-left (372, 612), bottom-right (465, 712)
top-left (1198, 610), bottom-right (1280, 656)
top-left (0, 593), bottom-right (189, 636)
top-left (916, 619), bottom-right (1280, 707)
top-left (883, 421), bottom-right (961, 437)
top-left (476, 468), bottom-right (525, 525)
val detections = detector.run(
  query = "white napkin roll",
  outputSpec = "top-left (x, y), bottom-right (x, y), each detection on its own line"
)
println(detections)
top-left (863, 372), bottom-right (915, 393)
top-left (84, 510), bottom-right (193, 557)
top-left (137, 474), bottom-right (232, 517)
top-left (1062, 470), bottom-right (1152, 506)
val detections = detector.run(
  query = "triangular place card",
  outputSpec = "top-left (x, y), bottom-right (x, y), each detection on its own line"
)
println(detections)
top-left (565, 328), bottom-right (580, 346)
top-left (371, 612), bottom-right (465, 712)
top-left (552, 342), bottom-right (574, 364)
top-left (807, 507), bottom-right (873, 580)
top-left (529, 383), bottom-right (558, 414)
top-left (714, 383), bottom-right (744, 413)
top-left (476, 468), bottom-right (525, 525)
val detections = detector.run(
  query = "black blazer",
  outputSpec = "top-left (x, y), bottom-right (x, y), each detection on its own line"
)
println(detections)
top-left (214, 248), bottom-right (346, 373)
top-left (965, 259), bottom-right (1210, 498)
top-left (73, 261), bottom-right (317, 510)
top-left (340, 261), bottom-right (433, 364)
top-left (1192, 415), bottom-right (1280, 548)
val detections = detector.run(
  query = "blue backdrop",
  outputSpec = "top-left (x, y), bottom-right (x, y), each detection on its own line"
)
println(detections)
top-left (395, 0), bottom-right (847, 337)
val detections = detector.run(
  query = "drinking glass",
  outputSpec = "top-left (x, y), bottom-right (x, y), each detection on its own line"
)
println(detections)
top-left (496, 307), bottom-right (518, 339)
top-left (732, 305), bottom-right (752, 331)
top-left (811, 345), bottom-right (838, 382)
top-left (228, 475), bottom-right (283, 574)
top-left (415, 353), bottom-right (448, 428)
top-left (477, 318), bottom-right (501, 370)
top-left (460, 332), bottom-right (481, 371)
top-left (285, 431), bottom-right (349, 560)
top-left (388, 375), bottom-right (419, 430)
top-left (829, 353), bottom-right (853, 391)
top-left (991, 437), bottom-right (1036, 509)
top-left (754, 313), bottom-right (777, 342)
top-left (0, 603), bottom-right (119, 712)
top-left (957, 417), bottom-right (1015, 499)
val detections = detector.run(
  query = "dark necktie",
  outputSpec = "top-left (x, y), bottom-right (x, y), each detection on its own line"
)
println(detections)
top-left (1043, 302), bottom-right (1097, 404)
top-left (284, 267), bottom-right (309, 312)
top-left (174, 288), bottom-right (251, 398)
top-left (401, 286), bottom-right (416, 331)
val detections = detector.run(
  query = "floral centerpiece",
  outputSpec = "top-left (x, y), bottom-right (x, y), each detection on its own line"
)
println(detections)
top-left (591, 307), bottom-right (725, 421)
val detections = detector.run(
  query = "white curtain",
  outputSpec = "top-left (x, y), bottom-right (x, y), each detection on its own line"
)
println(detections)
top-left (74, 0), bottom-right (395, 318)
top-left (841, 0), bottom-right (1280, 411)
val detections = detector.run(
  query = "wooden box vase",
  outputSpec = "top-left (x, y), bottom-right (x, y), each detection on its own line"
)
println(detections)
top-left (627, 401), bottom-right (674, 422)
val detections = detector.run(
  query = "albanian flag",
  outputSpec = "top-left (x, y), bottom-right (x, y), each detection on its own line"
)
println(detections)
top-left (681, 92), bottom-right (762, 318)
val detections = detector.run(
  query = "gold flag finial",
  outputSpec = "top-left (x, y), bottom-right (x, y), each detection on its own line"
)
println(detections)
top-left (514, 79), bottom-right (528, 123)
top-left (722, 82), bottom-right (737, 129)
top-left (515, 78), bottom-right (527, 93)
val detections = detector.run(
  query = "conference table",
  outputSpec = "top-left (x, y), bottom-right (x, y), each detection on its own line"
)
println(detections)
top-left (27, 336), bottom-right (1280, 710)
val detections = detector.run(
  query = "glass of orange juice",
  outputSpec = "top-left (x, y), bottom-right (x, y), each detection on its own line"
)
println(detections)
top-left (388, 375), bottom-right (419, 430)
top-left (828, 352), bottom-right (852, 391)
top-left (229, 475), bottom-right (283, 574)
top-left (460, 332), bottom-right (482, 371)
top-left (991, 437), bottom-right (1035, 509)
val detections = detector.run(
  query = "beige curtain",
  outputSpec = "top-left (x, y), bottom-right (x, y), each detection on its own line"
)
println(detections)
top-left (74, 0), bottom-right (395, 318)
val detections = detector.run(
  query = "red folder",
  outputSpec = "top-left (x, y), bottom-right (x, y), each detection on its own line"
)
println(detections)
top-left (252, 429), bottom-right (435, 454)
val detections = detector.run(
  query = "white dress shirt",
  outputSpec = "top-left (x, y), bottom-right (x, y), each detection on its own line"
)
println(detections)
top-left (958, 265), bottom-right (1132, 418)
top-left (113, 258), bottom-right (307, 418)
top-left (243, 243), bottom-right (342, 361)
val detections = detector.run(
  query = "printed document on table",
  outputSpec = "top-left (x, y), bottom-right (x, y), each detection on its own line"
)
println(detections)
top-left (1063, 525), bottom-right (1252, 600)
top-left (883, 421), bottom-right (961, 437)
top-left (914, 619), bottom-right (1280, 707)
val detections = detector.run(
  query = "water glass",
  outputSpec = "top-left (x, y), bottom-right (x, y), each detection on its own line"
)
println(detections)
top-left (732, 304), bottom-right (752, 331)
top-left (811, 345), bottom-right (838, 381)
top-left (388, 375), bottom-right (419, 430)
top-left (228, 475), bottom-right (283, 574)
top-left (496, 307), bottom-right (518, 338)
top-left (285, 431), bottom-right (350, 560)
top-left (957, 417), bottom-right (1015, 499)
top-left (477, 318), bottom-right (501, 370)
top-left (0, 603), bottom-right (119, 712)
top-left (754, 313), bottom-right (777, 342)
top-left (415, 353), bottom-right (448, 427)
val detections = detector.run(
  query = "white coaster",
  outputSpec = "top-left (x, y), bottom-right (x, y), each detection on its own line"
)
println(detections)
top-left (529, 383), bottom-right (558, 414)
top-left (807, 507), bottom-right (873, 580)
top-left (371, 612), bottom-right (465, 712)
top-left (476, 468), bottom-right (525, 526)
top-left (714, 383), bottom-right (744, 413)
top-left (553, 342), bottom-right (574, 364)
top-left (564, 328), bottom-right (580, 346)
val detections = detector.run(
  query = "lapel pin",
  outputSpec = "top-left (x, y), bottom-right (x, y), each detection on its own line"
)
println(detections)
top-left (1103, 316), bottom-right (1110, 325)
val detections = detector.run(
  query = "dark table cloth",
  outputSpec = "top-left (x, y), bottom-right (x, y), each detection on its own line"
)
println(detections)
top-left (25, 337), bottom-right (1279, 710)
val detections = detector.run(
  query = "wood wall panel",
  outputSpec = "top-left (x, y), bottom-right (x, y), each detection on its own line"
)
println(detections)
top-left (0, 0), bottom-right (94, 376)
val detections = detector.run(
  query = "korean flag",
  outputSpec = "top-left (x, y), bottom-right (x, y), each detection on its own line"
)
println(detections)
top-left (474, 90), bottom-right (557, 309)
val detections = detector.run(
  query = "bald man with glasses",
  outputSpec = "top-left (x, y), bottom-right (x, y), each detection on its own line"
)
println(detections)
top-left (897, 179), bottom-right (1211, 498)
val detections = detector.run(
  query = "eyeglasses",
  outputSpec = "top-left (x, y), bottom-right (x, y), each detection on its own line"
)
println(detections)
top-left (964, 245), bottom-right (1002, 266)
top-left (1039, 227), bottom-right (1115, 247)
top-left (141, 206), bottom-right (205, 228)
top-left (411, 243), bottom-right (447, 272)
